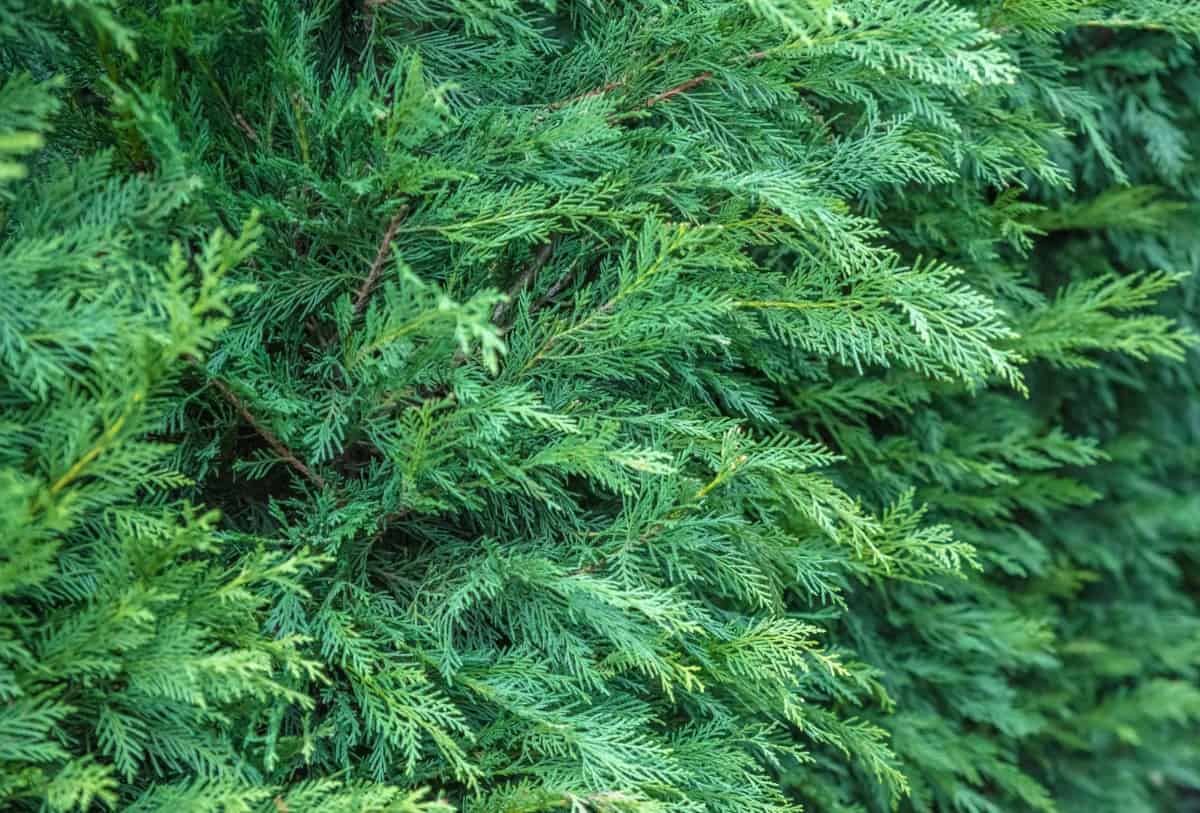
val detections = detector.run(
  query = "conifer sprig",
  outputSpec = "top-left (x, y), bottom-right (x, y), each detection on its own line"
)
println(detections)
top-left (2, 1), bottom-right (1198, 811)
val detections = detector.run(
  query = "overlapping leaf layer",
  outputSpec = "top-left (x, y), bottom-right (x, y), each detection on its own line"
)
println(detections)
top-left (1, 2), bottom-right (1197, 811)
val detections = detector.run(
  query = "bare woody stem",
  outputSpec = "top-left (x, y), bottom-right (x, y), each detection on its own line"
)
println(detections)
top-left (530, 260), bottom-right (580, 317)
top-left (639, 50), bottom-right (769, 108)
top-left (571, 456), bottom-right (743, 575)
top-left (194, 361), bottom-right (410, 528)
top-left (547, 80), bottom-right (628, 111)
top-left (353, 205), bottom-right (410, 316)
top-left (208, 376), bottom-right (327, 490)
top-left (491, 240), bottom-right (556, 328)
top-left (548, 50), bottom-right (771, 113)
top-left (644, 71), bottom-right (713, 107)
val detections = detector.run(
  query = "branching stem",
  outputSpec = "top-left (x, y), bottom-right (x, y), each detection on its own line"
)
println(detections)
top-left (208, 376), bottom-right (327, 490)
top-left (354, 206), bottom-right (410, 316)
top-left (492, 240), bottom-right (555, 328)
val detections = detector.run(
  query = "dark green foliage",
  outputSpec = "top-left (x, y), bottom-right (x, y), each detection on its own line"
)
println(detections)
top-left (1, 1), bottom-right (1197, 811)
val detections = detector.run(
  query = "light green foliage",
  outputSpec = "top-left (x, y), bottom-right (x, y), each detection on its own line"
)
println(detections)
top-left (0, 1), bottom-right (1197, 812)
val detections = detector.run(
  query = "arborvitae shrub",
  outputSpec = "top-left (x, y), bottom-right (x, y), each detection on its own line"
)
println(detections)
top-left (1, 2), bottom-right (1198, 811)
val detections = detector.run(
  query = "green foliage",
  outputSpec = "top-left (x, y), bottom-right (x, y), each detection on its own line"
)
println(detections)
top-left (0, 1), bottom-right (1197, 812)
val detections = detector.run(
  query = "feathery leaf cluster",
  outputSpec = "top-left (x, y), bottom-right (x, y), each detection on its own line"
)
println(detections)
top-left (1, 1), bottom-right (1198, 811)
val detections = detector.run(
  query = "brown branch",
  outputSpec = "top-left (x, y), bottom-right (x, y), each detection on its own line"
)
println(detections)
top-left (208, 376), bottom-right (327, 490)
top-left (570, 459), bottom-right (742, 576)
top-left (544, 55), bottom-right (676, 112)
top-left (193, 365), bottom-right (415, 534)
top-left (363, 0), bottom-right (391, 30)
top-left (353, 206), bottom-right (410, 316)
top-left (491, 240), bottom-right (555, 327)
top-left (639, 50), bottom-right (771, 109)
top-left (644, 71), bottom-right (714, 107)
top-left (546, 47), bottom-right (776, 121)
top-left (530, 262), bottom-right (580, 317)
top-left (547, 79), bottom-right (627, 111)
top-left (367, 508), bottom-right (410, 548)
top-left (546, 51), bottom-right (774, 126)
top-left (234, 113), bottom-right (260, 145)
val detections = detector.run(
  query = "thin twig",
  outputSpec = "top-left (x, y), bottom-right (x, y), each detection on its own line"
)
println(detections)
top-left (234, 113), bottom-right (260, 144)
top-left (547, 80), bottom-right (628, 111)
top-left (639, 50), bottom-right (771, 109)
top-left (1077, 18), bottom-right (1169, 31)
top-left (644, 71), bottom-right (714, 107)
top-left (570, 456), bottom-right (744, 576)
top-left (208, 376), bottom-right (327, 490)
top-left (530, 261), bottom-right (580, 317)
top-left (544, 53), bottom-right (676, 112)
top-left (353, 206), bottom-right (410, 316)
top-left (193, 365), bottom-right (414, 536)
top-left (491, 240), bottom-right (555, 327)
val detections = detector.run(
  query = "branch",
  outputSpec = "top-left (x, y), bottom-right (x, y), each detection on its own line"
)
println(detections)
top-left (570, 461), bottom-right (741, 576)
top-left (491, 240), bottom-right (555, 328)
top-left (530, 261), bottom-right (581, 317)
top-left (353, 205), bottom-right (410, 316)
top-left (234, 113), bottom-right (260, 145)
top-left (1077, 18), bottom-right (1170, 31)
top-left (195, 365), bottom-right (414, 533)
top-left (639, 50), bottom-right (772, 109)
top-left (544, 54), bottom-right (671, 112)
top-left (208, 376), bottom-right (327, 490)
top-left (644, 72), bottom-right (713, 107)
top-left (547, 79), bottom-right (627, 111)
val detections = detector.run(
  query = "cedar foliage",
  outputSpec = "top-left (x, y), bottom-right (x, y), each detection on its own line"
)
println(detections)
top-left (1, 1), bottom-right (1198, 811)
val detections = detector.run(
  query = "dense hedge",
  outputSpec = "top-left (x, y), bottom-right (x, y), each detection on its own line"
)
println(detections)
top-left (2, 2), bottom-right (1198, 812)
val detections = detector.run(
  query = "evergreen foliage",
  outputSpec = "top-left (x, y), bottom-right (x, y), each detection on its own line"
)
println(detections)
top-left (0, 1), bottom-right (1197, 811)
